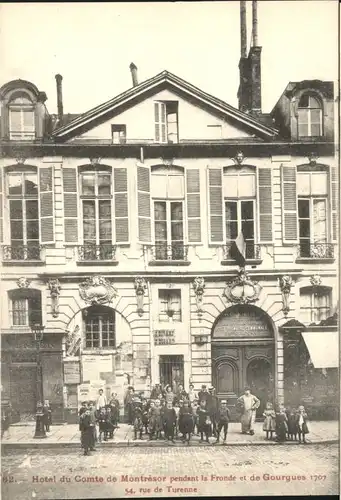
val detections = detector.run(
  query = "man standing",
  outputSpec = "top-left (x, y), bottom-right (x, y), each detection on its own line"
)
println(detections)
top-left (207, 386), bottom-right (219, 437)
top-left (188, 384), bottom-right (197, 404)
top-left (96, 389), bottom-right (107, 411)
top-left (236, 387), bottom-right (260, 435)
top-left (124, 386), bottom-right (135, 424)
top-left (198, 385), bottom-right (209, 403)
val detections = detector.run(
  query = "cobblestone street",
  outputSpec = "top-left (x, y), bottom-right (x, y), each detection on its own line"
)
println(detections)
top-left (1, 444), bottom-right (338, 499)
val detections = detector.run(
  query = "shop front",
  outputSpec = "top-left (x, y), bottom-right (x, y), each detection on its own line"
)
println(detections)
top-left (211, 305), bottom-right (275, 421)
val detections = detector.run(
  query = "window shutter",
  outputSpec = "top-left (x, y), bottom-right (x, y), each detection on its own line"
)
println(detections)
top-left (281, 164), bottom-right (298, 243)
top-left (39, 166), bottom-right (54, 243)
top-left (154, 102), bottom-right (166, 143)
top-left (207, 167), bottom-right (224, 244)
top-left (63, 168), bottom-right (78, 243)
top-left (331, 166), bottom-right (338, 242)
top-left (0, 167), bottom-right (3, 243)
top-left (186, 169), bottom-right (201, 243)
top-left (114, 167), bottom-right (129, 243)
top-left (137, 164), bottom-right (151, 243)
top-left (258, 167), bottom-right (273, 243)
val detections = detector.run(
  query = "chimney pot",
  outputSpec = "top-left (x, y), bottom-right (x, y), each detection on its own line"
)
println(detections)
top-left (55, 74), bottom-right (63, 125)
top-left (240, 1), bottom-right (247, 58)
top-left (252, 0), bottom-right (259, 46)
top-left (129, 62), bottom-right (138, 87)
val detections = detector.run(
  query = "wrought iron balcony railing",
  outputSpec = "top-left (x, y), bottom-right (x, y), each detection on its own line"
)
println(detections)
top-left (297, 242), bottom-right (334, 259)
top-left (147, 243), bottom-right (189, 262)
top-left (222, 242), bottom-right (261, 261)
top-left (2, 244), bottom-right (43, 261)
top-left (78, 244), bottom-right (117, 261)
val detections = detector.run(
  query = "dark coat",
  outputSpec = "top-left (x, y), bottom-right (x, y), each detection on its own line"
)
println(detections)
top-left (80, 414), bottom-right (94, 450)
top-left (179, 407), bottom-right (194, 434)
top-left (163, 408), bottom-right (176, 435)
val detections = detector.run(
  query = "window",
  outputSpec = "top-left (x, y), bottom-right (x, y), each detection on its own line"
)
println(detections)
top-left (154, 200), bottom-right (184, 259)
top-left (9, 95), bottom-right (35, 140)
top-left (112, 124), bottom-right (126, 144)
top-left (158, 289), bottom-right (182, 322)
top-left (298, 94), bottom-right (322, 138)
top-left (300, 287), bottom-right (331, 324)
top-left (154, 101), bottom-right (178, 143)
top-left (7, 169), bottom-right (40, 260)
top-left (83, 305), bottom-right (116, 349)
top-left (159, 355), bottom-right (184, 388)
top-left (297, 168), bottom-right (329, 258)
top-left (80, 169), bottom-right (113, 260)
top-left (9, 289), bottom-right (42, 326)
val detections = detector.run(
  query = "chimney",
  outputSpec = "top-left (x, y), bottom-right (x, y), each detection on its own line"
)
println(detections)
top-left (252, 0), bottom-right (258, 47)
top-left (240, 1), bottom-right (247, 58)
top-left (55, 74), bottom-right (64, 125)
top-left (129, 62), bottom-right (138, 87)
top-left (238, 1), bottom-right (250, 112)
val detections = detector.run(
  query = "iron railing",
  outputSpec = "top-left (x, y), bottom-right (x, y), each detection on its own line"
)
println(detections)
top-left (78, 244), bottom-right (117, 261)
top-left (147, 243), bottom-right (189, 261)
top-left (223, 242), bottom-right (261, 261)
top-left (2, 244), bottom-right (43, 261)
top-left (297, 242), bottom-right (334, 259)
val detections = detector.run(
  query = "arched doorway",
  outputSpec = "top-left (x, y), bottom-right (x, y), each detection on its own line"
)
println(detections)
top-left (211, 305), bottom-right (275, 421)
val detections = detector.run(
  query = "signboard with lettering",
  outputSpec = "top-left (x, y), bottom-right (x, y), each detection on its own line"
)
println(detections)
top-left (153, 329), bottom-right (175, 345)
top-left (64, 361), bottom-right (81, 384)
top-left (82, 354), bottom-right (113, 381)
top-left (213, 306), bottom-right (273, 338)
top-left (77, 380), bottom-right (106, 406)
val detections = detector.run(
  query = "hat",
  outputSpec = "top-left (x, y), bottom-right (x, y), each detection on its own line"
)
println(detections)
top-left (201, 384), bottom-right (207, 389)
top-left (220, 400), bottom-right (227, 404)
top-left (208, 386), bottom-right (214, 391)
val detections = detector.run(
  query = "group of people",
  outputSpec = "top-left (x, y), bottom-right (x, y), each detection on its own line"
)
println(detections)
top-left (78, 390), bottom-right (120, 455)
top-left (263, 402), bottom-right (309, 443)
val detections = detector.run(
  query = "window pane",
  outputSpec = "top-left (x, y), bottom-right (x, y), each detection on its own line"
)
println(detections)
top-left (171, 221), bottom-right (183, 241)
top-left (83, 220), bottom-right (96, 240)
top-left (9, 110), bottom-right (22, 130)
top-left (311, 109), bottom-right (321, 123)
top-left (299, 94), bottom-right (309, 107)
top-left (24, 173), bottom-right (38, 195)
top-left (242, 220), bottom-right (254, 239)
top-left (224, 175), bottom-right (238, 198)
top-left (98, 174), bottom-right (111, 195)
top-left (171, 202), bottom-right (183, 221)
top-left (313, 199), bottom-right (327, 242)
top-left (26, 200), bottom-right (39, 219)
top-left (241, 201), bottom-right (254, 220)
top-left (99, 220), bottom-right (112, 240)
top-left (298, 123), bottom-right (309, 137)
top-left (298, 109), bottom-right (309, 123)
top-left (27, 221), bottom-right (39, 240)
top-left (154, 202), bottom-right (166, 221)
top-left (226, 221), bottom-right (238, 240)
top-left (310, 124), bottom-right (321, 137)
top-left (23, 111), bottom-right (35, 130)
top-left (299, 220), bottom-right (310, 238)
top-left (83, 200), bottom-right (96, 218)
top-left (309, 96), bottom-right (321, 108)
top-left (155, 221), bottom-right (167, 241)
top-left (11, 221), bottom-right (23, 240)
top-left (10, 200), bottom-right (23, 219)
top-left (8, 174), bottom-right (23, 195)
top-left (99, 200), bottom-right (111, 219)
top-left (238, 175), bottom-right (256, 197)
top-left (225, 201), bottom-right (237, 221)
top-left (298, 199), bottom-right (310, 218)
top-left (81, 174), bottom-right (95, 195)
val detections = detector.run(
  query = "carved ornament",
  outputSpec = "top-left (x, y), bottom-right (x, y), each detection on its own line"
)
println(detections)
top-left (279, 275), bottom-right (293, 317)
top-left (193, 277), bottom-right (205, 317)
top-left (134, 277), bottom-right (147, 317)
top-left (48, 279), bottom-right (61, 318)
top-left (79, 275), bottom-right (118, 305)
top-left (223, 269), bottom-right (261, 304)
top-left (17, 277), bottom-right (31, 288)
top-left (310, 274), bottom-right (322, 287)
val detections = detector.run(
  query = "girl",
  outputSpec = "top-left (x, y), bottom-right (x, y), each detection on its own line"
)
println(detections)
top-left (154, 399), bottom-right (163, 440)
top-left (147, 401), bottom-right (156, 440)
top-left (133, 404), bottom-right (144, 440)
top-left (296, 405), bottom-right (309, 444)
top-left (191, 399), bottom-right (199, 435)
top-left (262, 402), bottom-right (276, 440)
top-left (179, 400), bottom-right (194, 445)
top-left (198, 399), bottom-right (211, 444)
top-left (275, 404), bottom-right (288, 442)
top-left (173, 402), bottom-right (180, 438)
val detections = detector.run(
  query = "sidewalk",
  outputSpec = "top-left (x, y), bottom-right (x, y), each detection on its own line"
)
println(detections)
top-left (1, 421), bottom-right (338, 449)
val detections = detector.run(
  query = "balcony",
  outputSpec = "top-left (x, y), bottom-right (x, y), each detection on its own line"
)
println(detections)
top-left (144, 243), bottom-right (190, 266)
top-left (77, 244), bottom-right (118, 266)
top-left (221, 243), bottom-right (262, 265)
top-left (2, 244), bottom-right (44, 265)
top-left (296, 242), bottom-right (335, 263)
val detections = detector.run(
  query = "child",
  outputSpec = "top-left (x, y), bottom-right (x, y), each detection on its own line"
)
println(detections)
top-left (163, 401), bottom-right (177, 443)
top-left (42, 400), bottom-right (52, 432)
top-left (275, 404), bottom-right (288, 442)
top-left (98, 408), bottom-right (108, 442)
top-left (79, 408), bottom-right (93, 456)
top-left (296, 405), bottom-right (309, 444)
top-left (105, 406), bottom-right (116, 439)
top-left (215, 400), bottom-right (231, 444)
top-left (179, 400), bottom-right (194, 444)
top-left (141, 400), bottom-right (149, 436)
top-left (154, 399), bottom-right (163, 440)
top-left (286, 407), bottom-right (299, 441)
top-left (133, 403), bottom-right (144, 440)
top-left (191, 399), bottom-right (199, 435)
top-left (262, 402), bottom-right (276, 440)
top-left (148, 401), bottom-right (156, 440)
top-left (198, 399), bottom-right (211, 444)
top-left (173, 402), bottom-right (180, 438)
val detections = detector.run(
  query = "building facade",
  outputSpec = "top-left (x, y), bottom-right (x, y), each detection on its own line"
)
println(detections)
top-left (0, 5), bottom-right (338, 423)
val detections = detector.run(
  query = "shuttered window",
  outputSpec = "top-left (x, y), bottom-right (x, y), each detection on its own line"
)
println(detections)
top-left (208, 167), bottom-right (224, 244)
top-left (258, 168), bottom-right (273, 243)
top-left (39, 167), bottom-right (54, 243)
top-left (281, 165), bottom-right (298, 243)
top-left (7, 169), bottom-right (40, 258)
top-left (154, 101), bottom-right (178, 143)
top-left (114, 168), bottom-right (129, 243)
top-left (154, 102), bottom-right (166, 143)
top-left (186, 169), bottom-right (201, 243)
top-left (137, 165), bottom-right (151, 242)
top-left (331, 166), bottom-right (338, 242)
top-left (63, 168), bottom-right (79, 243)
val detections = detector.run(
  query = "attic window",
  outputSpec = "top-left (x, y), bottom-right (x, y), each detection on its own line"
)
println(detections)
top-left (298, 94), bottom-right (322, 138)
top-left (112, 124), bottom-right (126, 144)
top-left (154, 101), bottom-right (178, 144)
top-left (9, 94), bottom-right (35, 141)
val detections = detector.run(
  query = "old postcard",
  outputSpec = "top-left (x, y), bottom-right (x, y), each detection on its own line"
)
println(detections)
top-left (0, 1), bottom-right (339, 498)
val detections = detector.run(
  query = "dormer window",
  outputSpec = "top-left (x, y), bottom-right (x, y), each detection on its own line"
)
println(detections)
top-left (9, 94), bottom-right (35, 140)
top-left (154, 101), bottom-right (178, 143)
top-left (298, 94), bottom-right (322, 138)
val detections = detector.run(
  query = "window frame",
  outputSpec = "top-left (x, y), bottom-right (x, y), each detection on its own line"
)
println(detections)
top-left (83, 306), bottom-right (116, 350)
top-left (8, 289), bottom-right (42, 327)
top-left (111, 124), bottom-right (127, 144)
top-left (154, 101), bottom-right (179, 144)
top-left (297, 93), bottom-right (323, 138)
top-left (298, 196), bottom-right (328, 247)
top-left (8, 95), bottom-right (36, 141)
top-left (299, 286), bottom-right (332, 324)
top-left (158, 289), bottom-right (182, 323)
top-left (153, 198), bottom-right (185, 247)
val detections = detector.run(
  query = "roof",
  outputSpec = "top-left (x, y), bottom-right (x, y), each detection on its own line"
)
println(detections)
top-left (52, 70), bottom-right (279, 140)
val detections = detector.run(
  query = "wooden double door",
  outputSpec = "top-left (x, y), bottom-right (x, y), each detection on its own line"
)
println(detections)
top-left (212, 343), bottom-right (275, 421)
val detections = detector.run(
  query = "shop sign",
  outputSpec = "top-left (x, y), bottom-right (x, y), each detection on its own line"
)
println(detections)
top-left (153, 329), bottom-right (175, 345)
top-left (82, 354), bottom-right (113, 381)
top-left (213, 307), bottom-right (272, 338)
top-left (64, 361), bottom-right (81, 384)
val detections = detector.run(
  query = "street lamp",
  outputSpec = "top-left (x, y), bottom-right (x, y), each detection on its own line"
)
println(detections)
top-left (30, 323), bottom-right (46, 439)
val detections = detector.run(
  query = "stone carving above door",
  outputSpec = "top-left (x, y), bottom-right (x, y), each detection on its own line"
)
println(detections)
top-left (223, 269), bottom-right (262, 304)
top-left (79, 275), bottom-right (118, 305)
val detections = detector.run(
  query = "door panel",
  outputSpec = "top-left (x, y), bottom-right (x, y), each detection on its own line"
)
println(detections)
top-left (246, 358), bottom-right (274, 417)
top-left (10, 364), bottom-right (37, 417)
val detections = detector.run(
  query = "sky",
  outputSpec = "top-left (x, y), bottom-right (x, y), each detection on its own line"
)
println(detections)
top-left (0, 1), bottom-right (338, 115)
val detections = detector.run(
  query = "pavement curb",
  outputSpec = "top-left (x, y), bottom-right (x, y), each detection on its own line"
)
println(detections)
top-left (1, 438), bottom-right (338, 450)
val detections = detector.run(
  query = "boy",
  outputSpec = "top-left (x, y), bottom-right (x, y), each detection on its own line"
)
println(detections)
top-left (79, 408), bottom-right (93, 456)
top-left (133, 402), bottom-right (144, 440)
top-left (198, 399), bottom-right (211, 444)
top-left (215, 400), bottom-right (231, 444)
top-left (163, 401), bottom-right (177, 443)
top-left (42, 400), bottom-right (52, 432)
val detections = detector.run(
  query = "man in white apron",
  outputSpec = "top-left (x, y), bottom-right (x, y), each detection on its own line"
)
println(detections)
top-left (236, 387), bottom-right (260, 435)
